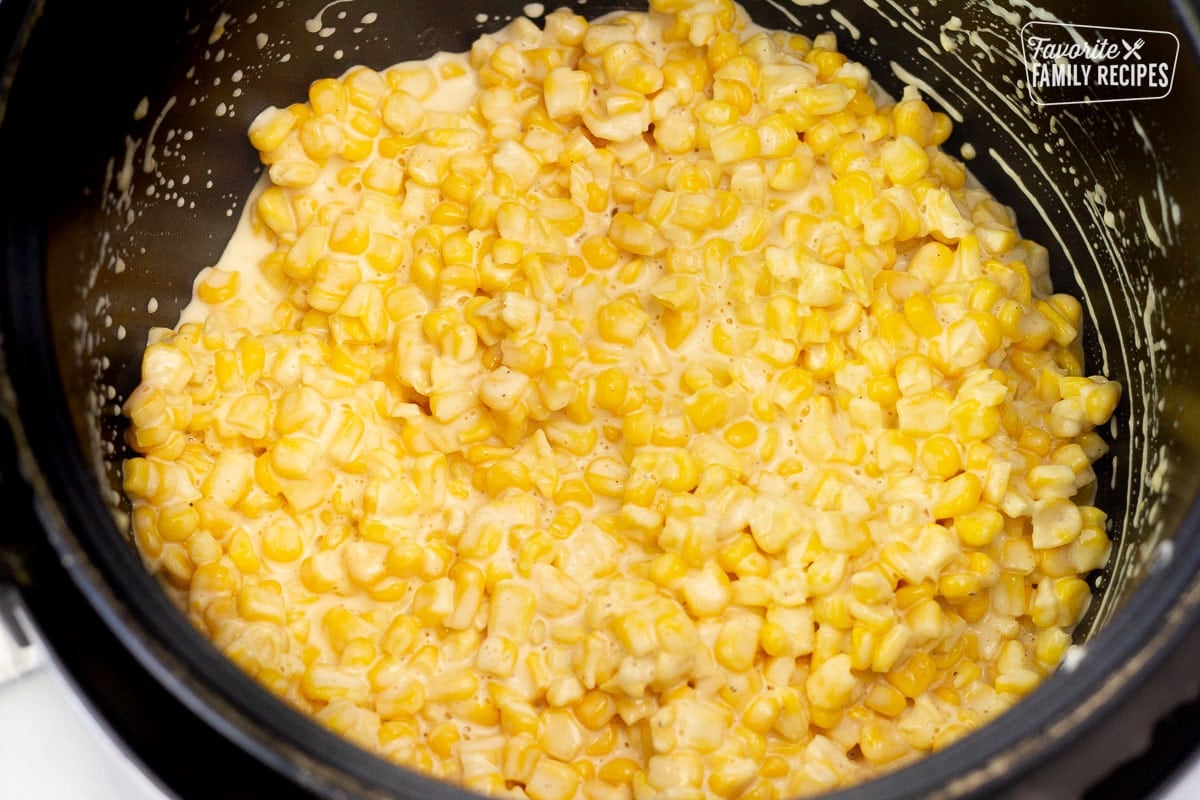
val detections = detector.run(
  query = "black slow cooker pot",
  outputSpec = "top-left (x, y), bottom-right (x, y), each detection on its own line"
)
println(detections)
top-left (1, 0), bottom-right (1199, 798)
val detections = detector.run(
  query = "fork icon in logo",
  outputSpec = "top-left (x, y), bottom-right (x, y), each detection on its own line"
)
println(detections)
top-left (1123, 37), bottom-right (1146, 60)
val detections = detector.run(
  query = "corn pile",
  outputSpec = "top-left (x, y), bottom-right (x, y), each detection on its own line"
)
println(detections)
top-left (121, 1), bottom-right (1122, 797)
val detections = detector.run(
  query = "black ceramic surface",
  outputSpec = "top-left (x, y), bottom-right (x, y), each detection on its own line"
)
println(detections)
top-left (1, 1), bottom-right (1199, 798)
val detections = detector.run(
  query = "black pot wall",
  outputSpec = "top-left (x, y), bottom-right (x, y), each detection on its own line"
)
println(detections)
top-left (1, 0), bottom-right (1199, 799)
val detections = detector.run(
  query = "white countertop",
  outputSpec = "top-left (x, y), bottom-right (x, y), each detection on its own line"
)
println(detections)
top-left (0, 665), bottom-right (167, 800)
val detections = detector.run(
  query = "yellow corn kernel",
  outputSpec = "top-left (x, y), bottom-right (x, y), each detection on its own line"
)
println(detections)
top-left (262, 518), bottom-right (304, 562)
top-left (708, 758), bottom-right (758, 798)
top-left (920, 436), bottom-right (961, 480)
top-left (593, 367), bottom-right (630, 412)
top-left (581, 235), bottom-right (620, 271)
top-left (130, 506), bottom-right (163, 559)
top-left (573, 690), bottom-right (617, 732)
top-left (585, 456), bottom-right (628, 499)
top-left (598, 756), bottom-right (639, 786)
top-left (903, 293), bottom-right (942, 338)
top-left (269, 436), bottom-right (319, 481)
top-left (308, 78), bottom-right (348, 118)
top-left (932, 472), bottom-right (983, 520)
top-left (859, 716), bottom-right (910, 766)
top-left (685, 388), bottom-right (729, 431)
top-left (485, 458), bottom-right (534, 496)
top-left (865, 682), bottom-right (908, 717)
top-left (1053, 576), bottom-right (1092, 625)
top-left (906, 243), bottom-right (953, 289)
top-left (226, 528), bottom-right (261, 574)
top-left (201, 450), bottom-right (254, 507)
top-left (710, 124), bottom-right (761, 164)
top-left (948, 399), bottom-right (1001, 443)
top-left (887, 651), bottom-right (936, 698)
top-left (544, 67), bottom-right (591, 119)
top-left (1034, 627), bottom-right (1073, 669)
top-left (760, 757), bottom-right (789, 781)
top-left (597, 295), bottom-right (649, 345)
top-left (425, 722), bottom-right (460, 760)
top-left (526, 758), bottom-right (580, 800)
top-left (939, 571), bottom-right (983, 603)
top-left (881, 135), bottom-right (930, 186)
top-left (995, 669), bottom-right (1041, 697)
top-left (196, 267), bottom-right (241, 305)
top-left (248, 106), bottom-right (299, 153)
top-left (1081, 378), bottom-right (1122, 426)
top-left (298, 115), bottom-right (343, 162)
top-left (659, 307), bottom-right (697, 349)
top-left (713, 75), bottom-right (753, 114)
top-left (724, 420), bottom-right (758, 449)
top-left (714, 613), bottom-right (763, 673)
top-left (831, 171), bottom-right (875, 220)
top-left (426, 668), bottom-right (480, 703)
top-left (1032, 496), bottom-right (1084, 550)
top-left (956, 507), bottom-right (1003, 548)
top-left (609, 212), bottom-right (666, 257)
top-left (892, 98), bottom-right (934, 146)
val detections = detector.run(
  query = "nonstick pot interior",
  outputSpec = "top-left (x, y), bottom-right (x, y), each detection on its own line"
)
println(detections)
top-left (2, 0), bottom-right (1200, 798)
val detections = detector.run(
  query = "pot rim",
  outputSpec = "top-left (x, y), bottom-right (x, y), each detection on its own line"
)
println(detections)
top-left (2, 1), bottom-right (1200, 798)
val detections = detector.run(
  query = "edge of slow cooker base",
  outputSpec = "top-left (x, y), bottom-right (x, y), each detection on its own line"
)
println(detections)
top-left (4, 1), bottom-right (1200, 799)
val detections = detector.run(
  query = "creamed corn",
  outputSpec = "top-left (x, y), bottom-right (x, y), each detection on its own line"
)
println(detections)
top-left (122, 1), bottom-right (1122, 797)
